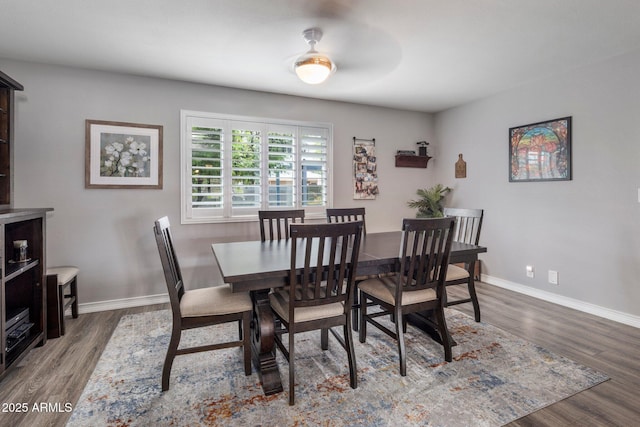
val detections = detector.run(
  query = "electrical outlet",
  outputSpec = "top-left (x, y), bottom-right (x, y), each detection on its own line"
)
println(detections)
top-left (526, 265), bottom-right (534, 278)
top-left (548, 270), bottom-right (559, 285)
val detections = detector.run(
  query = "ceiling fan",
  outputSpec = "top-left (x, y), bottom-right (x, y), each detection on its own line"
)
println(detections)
top-left (293, 27), bottom-right (336, 85)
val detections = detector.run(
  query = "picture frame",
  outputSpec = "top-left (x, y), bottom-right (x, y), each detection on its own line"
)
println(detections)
top-left (509, 116), bottom-right (571, 182)
top-left (85, 120), bottom-right (163, 189)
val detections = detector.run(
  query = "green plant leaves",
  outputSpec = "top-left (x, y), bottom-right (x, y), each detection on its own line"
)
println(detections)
top-left (407, 184), bottom-right (451, 218)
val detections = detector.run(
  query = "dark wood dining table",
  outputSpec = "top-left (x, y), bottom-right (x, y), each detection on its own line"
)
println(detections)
top-left (211, 230), bottom-right (487, 396)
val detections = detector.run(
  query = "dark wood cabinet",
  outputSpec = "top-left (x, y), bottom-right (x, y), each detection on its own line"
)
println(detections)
top-left (1, 209), bottom-right (52, 378)
top-left (0, 71), bottom-right (52, 380)
top-left (0, 71), bottom-right (24, 207)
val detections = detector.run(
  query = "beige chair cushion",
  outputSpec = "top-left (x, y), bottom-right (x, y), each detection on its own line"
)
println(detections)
top-left (445, 264), bottom-right (470, 281)
top-left (181, 285), bottom-right (252, 317)
top-left (358, 275), bottom-right (437, 306)
top-left (269, 289), bottom-right (344, 323)
top-left (47, 266), bottom-right (80, 286)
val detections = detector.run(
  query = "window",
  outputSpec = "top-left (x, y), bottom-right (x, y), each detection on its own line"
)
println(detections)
top-left (181, 110), bottom-right (332, 223)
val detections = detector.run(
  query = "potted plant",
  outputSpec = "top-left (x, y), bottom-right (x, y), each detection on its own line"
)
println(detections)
top-left (407, 184), bottom-right (451, 217)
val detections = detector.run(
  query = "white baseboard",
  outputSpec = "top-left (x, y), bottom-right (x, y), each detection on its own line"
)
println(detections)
top-left (76, 293), bottom-right (169, 314)
top-left (482, 274), bottom-right (640, 329)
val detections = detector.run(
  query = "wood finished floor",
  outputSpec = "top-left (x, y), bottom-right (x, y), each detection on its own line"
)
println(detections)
top-left (0, 284), bottom-right (638, 427)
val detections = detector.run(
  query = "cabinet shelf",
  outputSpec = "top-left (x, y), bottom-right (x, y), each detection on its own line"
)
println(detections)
top-left (5, 331), bottom-right (43, 367)
top-left (395, 155), bottom-right (432, 168)
top-left (5, 259), bottom-right (40, 282)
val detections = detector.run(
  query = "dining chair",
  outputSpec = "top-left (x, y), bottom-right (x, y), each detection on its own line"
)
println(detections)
top-left (326, 207), bottom-right (369, 330)
top-left (269, 221), bottom-right (363, 405)
top-left (359, 217), bottom-right (455, 376)
top-left (258, 209), bottom-right (305, 241)
top-left (443, 207), bottom-right (484, 322)
top-left (326, 207), bottom-right (367, 235)
top-left (154, 216), bottom-right (253, 391)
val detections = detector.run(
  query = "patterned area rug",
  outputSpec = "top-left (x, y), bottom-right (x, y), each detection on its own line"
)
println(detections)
top-left (68, 309), bottom-right (608, 426)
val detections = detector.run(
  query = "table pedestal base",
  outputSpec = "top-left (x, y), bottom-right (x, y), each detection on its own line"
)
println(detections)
top-left (406, 310), bottom-right (457, 347)
top-left (251, 290), bottom-right (283, 395)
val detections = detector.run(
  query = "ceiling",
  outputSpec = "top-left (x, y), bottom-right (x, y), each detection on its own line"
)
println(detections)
top-left (2, 0), bottom-right (640, 113)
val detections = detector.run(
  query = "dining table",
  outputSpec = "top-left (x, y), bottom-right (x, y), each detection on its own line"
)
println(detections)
top-left (211, 230), bottom-right (487, 396)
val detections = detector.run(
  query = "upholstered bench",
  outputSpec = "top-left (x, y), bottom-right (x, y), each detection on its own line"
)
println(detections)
top-left (46, 266), bottom-right (79, 338)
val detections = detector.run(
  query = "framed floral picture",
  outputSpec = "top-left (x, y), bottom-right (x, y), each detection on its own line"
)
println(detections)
top-left (85, 120), bottom-right (163, 189)
top-left (509, 116), bottom-right (571, 182)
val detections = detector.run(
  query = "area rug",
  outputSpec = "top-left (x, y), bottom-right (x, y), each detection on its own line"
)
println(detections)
top-left (67, 309), bottom-right (608, 426)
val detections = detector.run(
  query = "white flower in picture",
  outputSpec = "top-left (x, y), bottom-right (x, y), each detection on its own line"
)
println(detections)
top-left (100, 133), bottom-right (151, 177)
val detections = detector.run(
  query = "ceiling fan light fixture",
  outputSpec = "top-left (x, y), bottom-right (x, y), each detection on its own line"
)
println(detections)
top-left (295, 54), bottom-right (334, 84)
top-left (294, 28), bottom-right (336, 85)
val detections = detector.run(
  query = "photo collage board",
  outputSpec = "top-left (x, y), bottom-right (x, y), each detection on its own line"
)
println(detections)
top-left (353, 138), bottom-right (378, 199)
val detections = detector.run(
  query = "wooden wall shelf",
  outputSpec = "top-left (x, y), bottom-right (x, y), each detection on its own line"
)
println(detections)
top-left (395, 155), bottom-right (432, 168)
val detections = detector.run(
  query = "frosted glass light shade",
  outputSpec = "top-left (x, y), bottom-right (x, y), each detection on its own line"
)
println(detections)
top-left (295, 54), bottom-right (335, 84)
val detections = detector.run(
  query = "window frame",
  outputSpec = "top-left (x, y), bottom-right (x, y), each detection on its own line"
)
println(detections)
top-left (181, 110), bottom-right (333, 224)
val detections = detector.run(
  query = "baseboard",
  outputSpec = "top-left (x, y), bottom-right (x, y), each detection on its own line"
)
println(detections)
top-left (482, 274), bottom-right (640, 329)
top-left (75, 293), bottom-right (169, 314)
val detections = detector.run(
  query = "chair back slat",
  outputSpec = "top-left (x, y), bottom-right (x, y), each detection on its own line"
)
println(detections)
top-left (259, 209), bottom-right (305, 241)
top-left (326, 207), bottom-right (367, 235)
top-left (396, 217), bottom-right (455, 299)
top-left (443, 207), bottom-right (483, 245)
top-left (289, 222), bottom-right (363, 312)
top-left (154, 216), bottom-right (185, 310)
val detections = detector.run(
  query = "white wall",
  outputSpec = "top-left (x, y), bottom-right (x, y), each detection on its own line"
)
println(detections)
top-left (435, 49), bottom-right (640, 321)
top-left (0, 59), bottom-right (437, 308)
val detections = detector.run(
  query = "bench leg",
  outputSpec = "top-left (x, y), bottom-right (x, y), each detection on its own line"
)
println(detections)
top-left (70, 277), bottom-right (79, 318)
top-left (46, 275), bottom-right (62, 339)
top-left (58, 283), bottom-right (66, 336)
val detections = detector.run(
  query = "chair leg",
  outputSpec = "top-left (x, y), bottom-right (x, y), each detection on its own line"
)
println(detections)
top-left (395, 306), bottom-right (406, 376)
top-left (162, 326), bottom-right (181, 391)
top-left (358, 291), bottom-right (367, 343)
top-left (321, 328), bottom-right (329, 350)
top-left (344, 320), bottom-right (357, 389)
top-left (442, 284), bottom-right (449, 307)
top-left (435, 307), bottom-right (453, 362)
top-left (288, 329), bottom-right (295, 405)
top-left (352, 284), bottom-right (359, 331)
top-left (242, 312), bottom-right (252, 376)
top-left (467, 276), bottom-right (481, 322)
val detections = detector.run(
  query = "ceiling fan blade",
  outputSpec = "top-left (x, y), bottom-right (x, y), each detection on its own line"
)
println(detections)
top-left (325, 24), bottom-right (402, 76)
top-left (302, 0), bottom-right (361, 20)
